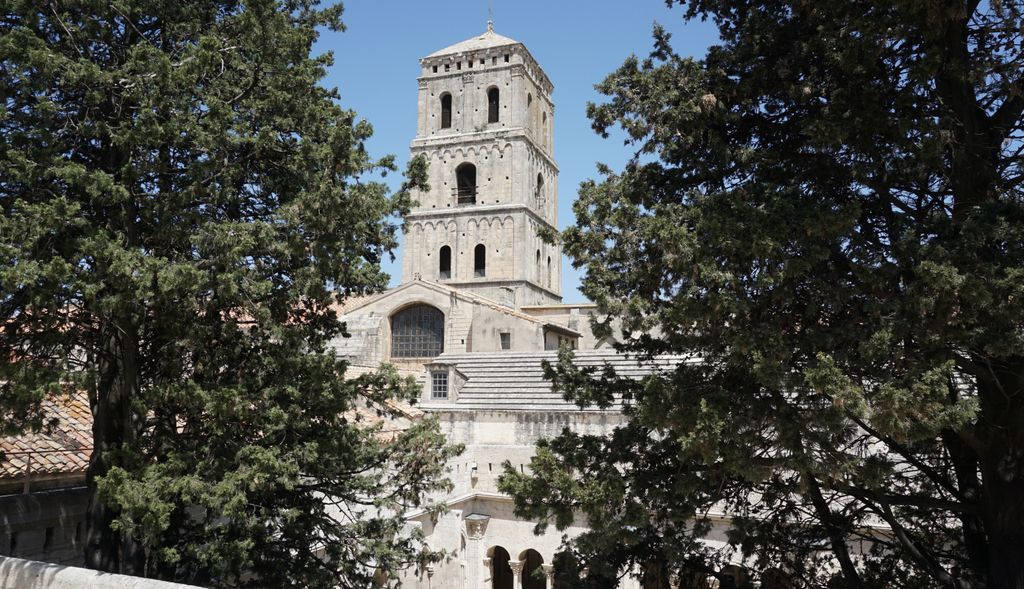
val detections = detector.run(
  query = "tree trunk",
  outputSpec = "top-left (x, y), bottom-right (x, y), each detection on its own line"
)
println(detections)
top-left (982, 416), bottom-right (1024, 589)
top-left (985, 477), bottom-right (1024, 589)
top-left (976, 358), bottom-right (1024, 589)
top-left (85, 321), bottom-right (143, 574)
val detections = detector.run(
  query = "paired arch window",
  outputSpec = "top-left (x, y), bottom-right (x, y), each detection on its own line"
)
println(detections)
top-left (439, 245), bottom-right (451, 279)
top-left (475, 244), bottom-right (486, 277)
top-left (390, 304), bottom-right (444, 358)
top-left (440, 93), bottom-right (452, 129)
top-left (488, 87), bottom-right (500, 123)
top-left (455, 163), bottom-right (477, 204)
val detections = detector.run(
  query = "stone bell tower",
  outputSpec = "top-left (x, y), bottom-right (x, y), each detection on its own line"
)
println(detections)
top-left (401, 22), bottom-right (561, 307)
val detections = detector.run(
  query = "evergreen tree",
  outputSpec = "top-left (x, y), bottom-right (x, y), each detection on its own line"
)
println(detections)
top-left (0, 1), bottom-right (457, 586)
top-left (500, 1), bottom-right (1023, 587)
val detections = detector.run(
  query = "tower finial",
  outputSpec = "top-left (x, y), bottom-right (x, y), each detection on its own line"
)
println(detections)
top-left (487, 0), bottom-right (494, 32)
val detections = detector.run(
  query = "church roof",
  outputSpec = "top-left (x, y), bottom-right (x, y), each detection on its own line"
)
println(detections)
top-left (426, 26), bottom-right (520, 58)
top-left (424, 350), bottom-right (689, 412)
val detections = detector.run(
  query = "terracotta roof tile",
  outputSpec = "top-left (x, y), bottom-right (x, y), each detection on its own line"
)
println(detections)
top-left (0, 390), bottom-right (91, 481)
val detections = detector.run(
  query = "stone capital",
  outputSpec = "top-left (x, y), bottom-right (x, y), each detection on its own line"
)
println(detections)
top-left (508, 559), bottom-right (524, 576)
top-left (466, 518), bottom-right (488, 540)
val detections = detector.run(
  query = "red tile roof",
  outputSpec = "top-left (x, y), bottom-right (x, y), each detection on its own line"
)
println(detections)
top-left (0, 391), bottom-right (92, 481)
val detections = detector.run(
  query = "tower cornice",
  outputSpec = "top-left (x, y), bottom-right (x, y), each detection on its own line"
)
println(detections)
top-left (411, 128), bottom-right (558, 172)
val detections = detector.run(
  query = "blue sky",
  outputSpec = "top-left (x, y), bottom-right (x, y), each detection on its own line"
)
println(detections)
top-left (316, 1), bottom-right (719, 303)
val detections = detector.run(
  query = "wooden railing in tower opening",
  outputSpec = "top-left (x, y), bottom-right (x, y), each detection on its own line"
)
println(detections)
top-left (452, 186), bottom-right (477, 205)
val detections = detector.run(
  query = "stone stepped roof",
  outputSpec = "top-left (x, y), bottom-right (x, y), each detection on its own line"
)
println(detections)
top-left (424, 350), bottom-right (687, 412)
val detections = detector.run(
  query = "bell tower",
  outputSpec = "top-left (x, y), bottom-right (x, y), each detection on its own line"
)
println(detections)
top-left (401, 24), bottom-right (561, 307)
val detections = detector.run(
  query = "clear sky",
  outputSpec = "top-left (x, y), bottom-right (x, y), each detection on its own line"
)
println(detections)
top-left (315, 1), bottom-right (719, 303)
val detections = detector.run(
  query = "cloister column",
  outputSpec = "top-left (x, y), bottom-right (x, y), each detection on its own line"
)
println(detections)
top-left (482, 557), bottom-right (492, 588)
top-left (465, 514), bottom-right (490, 588)
top-left (542, 564), bottom-right (554, 588)
top-left (509, 560), bottom-right (524, 587)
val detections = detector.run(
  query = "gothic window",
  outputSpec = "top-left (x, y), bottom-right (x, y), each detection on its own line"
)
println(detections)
top-left (455, 163), bottom-right (477, 204)
top-left (535, 173), bottom-right (544, 205)
top-left (475, 244), bottom-right (486, 277)
top-left (547, 256), bottom-right (552, 288)
top-left (439, 245), bottom-right (452, 279)
top-left (390, 304), bottom-right (444, 358)
top-left (536, 249), bottom-right (541, 282)
top-left (440, 93), bottom-right (452, 129)
top-left (488, 87), bottom-right (500, 123)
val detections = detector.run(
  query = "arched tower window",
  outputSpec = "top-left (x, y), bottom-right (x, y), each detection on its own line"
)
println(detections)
top-left (489, 546), bottom-right (513, 589)
top-left (488, 87), bottom-right (500, 123)
top-left (475, 244), bottom-right (486, 277)
top-left (535, 173), bottom-right (545, 204)
top-left (440, 93), bottom-right (452, 129)
top-left (390, 304), bottom-right (444, 358)
top-left (547, 256), bottom-right (552, 289)
top-left (439, 245), bottom-right (451, 280)
top-left (455, 163), bottom-right (477, 204)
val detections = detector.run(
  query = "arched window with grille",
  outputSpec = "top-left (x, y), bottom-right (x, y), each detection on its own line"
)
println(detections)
top-left (438, 245), bottom-right (451, 279)
top-left (440, 93), bottom-right (452, 129)
top-left (390, 304), bottom-right (444, 358)
top-left (488, 87), bottom-right (500, 123)
top-left (475, 244), bottom-right (486, 277)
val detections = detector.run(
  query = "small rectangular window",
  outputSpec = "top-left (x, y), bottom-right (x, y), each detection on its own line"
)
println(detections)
top-left (504, 54), bottom-right (509, 63)
top-left (480, 59), bottom-right (485, 65)
top-left (431, 371), bottom-right (449, 399)
top-left (432, 65), bottom-right (438, 73)
top-left (492, 56), bottom-right (497, 65)
top-left (500, 333), bottom-right (511, 350)
top-left (456, 61), bottom-right (462, 70)
top-left (444, 63), bottom-right (450, 71)
top-left (468, 60), bottom-right (473, 68)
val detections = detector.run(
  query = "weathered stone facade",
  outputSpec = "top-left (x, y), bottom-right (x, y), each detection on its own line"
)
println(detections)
top-left (330, 25), bottom-right (666, 589)
top-left (402, 23), bottom-right (561, 308)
